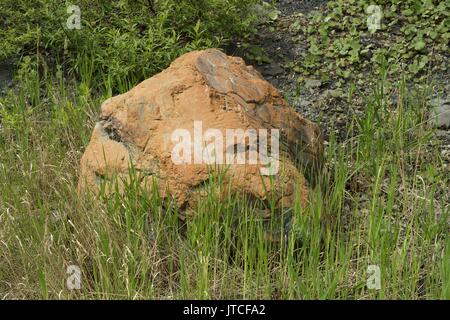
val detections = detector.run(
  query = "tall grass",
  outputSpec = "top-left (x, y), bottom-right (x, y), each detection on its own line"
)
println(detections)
top-left (0, 59), bottom-right (448, 299)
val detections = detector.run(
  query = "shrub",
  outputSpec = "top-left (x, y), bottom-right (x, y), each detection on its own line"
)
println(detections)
top-left (0, 0), bottom-right (260, 91)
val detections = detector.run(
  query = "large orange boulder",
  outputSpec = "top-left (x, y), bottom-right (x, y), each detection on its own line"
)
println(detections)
top-left (78, 49), bottom-right (323, 213)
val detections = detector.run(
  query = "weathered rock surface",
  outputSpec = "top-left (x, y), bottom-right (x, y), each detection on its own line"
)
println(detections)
top-left (79, 49), bottom-right (323, 214)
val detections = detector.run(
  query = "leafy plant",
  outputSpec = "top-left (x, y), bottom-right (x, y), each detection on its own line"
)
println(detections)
top-left (290, 0), bottom-right (449, 83)
top-left (0, 0), bottom-right (260, 92)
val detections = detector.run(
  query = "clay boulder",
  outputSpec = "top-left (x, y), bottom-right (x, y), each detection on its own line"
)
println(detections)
top-left (78, 49), bottom-right (323, 214)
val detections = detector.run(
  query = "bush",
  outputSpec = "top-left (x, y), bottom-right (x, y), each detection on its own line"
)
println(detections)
top-left (0, 0), bottom-right (260, 91)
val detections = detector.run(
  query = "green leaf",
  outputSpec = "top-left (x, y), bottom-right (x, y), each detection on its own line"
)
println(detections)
top-left (268, 9), bottom-right (281, 21)
top-left (428, 30), bottom-right (438, 39)
top-left (414, 39), bottom-right (426, 51)
top-left (309, 43), bottom-right (321, 56)
top-left (403, 9), bottom-right (414, 16)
